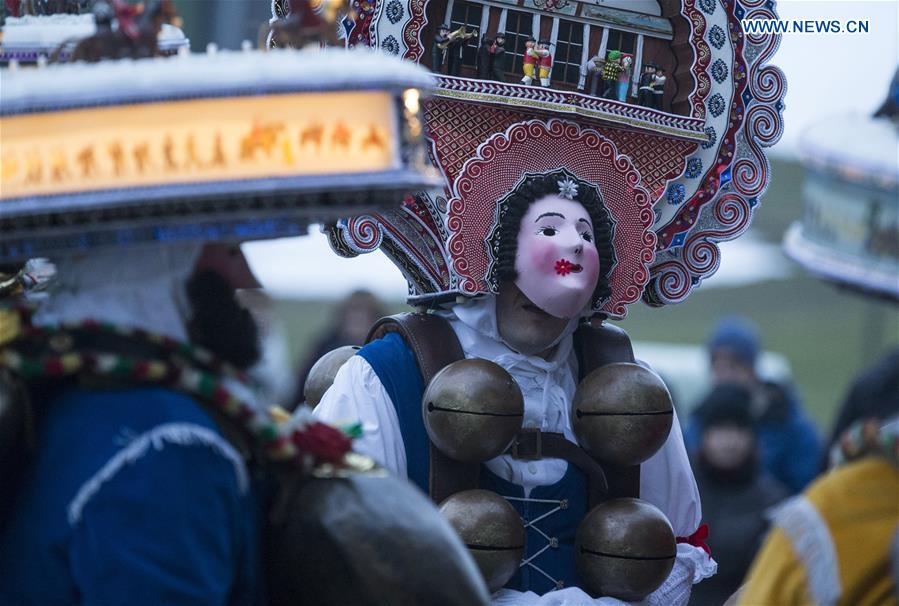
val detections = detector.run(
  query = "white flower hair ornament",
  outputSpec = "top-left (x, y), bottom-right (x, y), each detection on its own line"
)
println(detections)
top-left (557, 177), bottom-right (579, 200)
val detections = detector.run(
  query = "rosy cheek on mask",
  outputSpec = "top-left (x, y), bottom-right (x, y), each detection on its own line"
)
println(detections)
top-left (526, 240), bottom-right (560, 276)
top-left (581, 247), bottom-right (600, 280)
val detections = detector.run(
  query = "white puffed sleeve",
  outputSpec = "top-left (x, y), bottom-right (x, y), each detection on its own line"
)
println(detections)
top-left (638, 408), bottom-right (717, 604)
top-left (639, 408), bottom-right (701, 537)
top-left (312, 355), bottom-right (408, 477)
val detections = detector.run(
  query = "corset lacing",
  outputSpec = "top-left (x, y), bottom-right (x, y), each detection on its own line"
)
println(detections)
top-left (505, 495), bottom-right (569, 590)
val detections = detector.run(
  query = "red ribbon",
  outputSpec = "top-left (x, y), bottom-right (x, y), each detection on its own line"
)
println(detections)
top-left (676, 523), bottom-right (711, 556)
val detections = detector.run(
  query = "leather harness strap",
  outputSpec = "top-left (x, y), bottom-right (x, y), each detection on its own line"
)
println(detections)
top-left (367, 313), bottom-right (479, 504)
top-left (574, 320), bottom-right (641, 500)
top-left (506, 429), bottom-right (609, 505)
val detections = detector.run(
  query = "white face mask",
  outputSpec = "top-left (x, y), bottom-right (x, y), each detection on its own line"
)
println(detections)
top-left (513, 195), bottom-right (600, 319)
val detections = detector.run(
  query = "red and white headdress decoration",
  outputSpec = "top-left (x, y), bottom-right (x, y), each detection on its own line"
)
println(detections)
top-left (324, 0), bottom-right (786, 317)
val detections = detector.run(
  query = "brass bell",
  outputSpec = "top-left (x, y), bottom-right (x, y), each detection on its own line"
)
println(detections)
top-left (439, 489), bottom-right (525, 593)
top-left (303, 345), bottom-right (360, 408)
top-left (575, 498), bottom-right (676, 601)
top-left (267, 473), bottom-right (491, 606)
top-left (422, 358), bottom-right (524, 463)
top-left (572, 363), bottom-right (673, 467)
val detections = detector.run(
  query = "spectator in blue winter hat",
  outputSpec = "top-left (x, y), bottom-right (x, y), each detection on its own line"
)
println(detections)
top-left (685, 316), bottom-right (822, 494)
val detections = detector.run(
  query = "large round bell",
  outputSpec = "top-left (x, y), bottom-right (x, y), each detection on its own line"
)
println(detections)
top-left (267, 473), bottom-right (490, 606)
top-left (303, 345), bottom-right (360, 408)
top-left (571, 363), bottom-right (673, 467)
top-left (422, 358), bottom-right (523, 463)
top-left (439, 489), bottom-right (525, 593)
top-left (575, 498), bottom-right (676, 601)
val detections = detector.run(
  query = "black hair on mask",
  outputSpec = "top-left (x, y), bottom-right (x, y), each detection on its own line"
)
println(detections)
top-left (185, 270), bottom-right (261, 370)
top-left (488, 168), bottom-right (616, 309)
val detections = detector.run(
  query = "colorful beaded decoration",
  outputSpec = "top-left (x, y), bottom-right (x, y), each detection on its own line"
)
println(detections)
top-left (0, 306), bottom-right (362, 473)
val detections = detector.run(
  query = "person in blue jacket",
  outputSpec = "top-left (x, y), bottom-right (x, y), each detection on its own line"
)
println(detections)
top-left (685, 316), bottom-right (821, 494)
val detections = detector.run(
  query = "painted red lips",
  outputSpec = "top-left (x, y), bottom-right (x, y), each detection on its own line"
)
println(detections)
top-left (554, 259), bottom-right (583, 276)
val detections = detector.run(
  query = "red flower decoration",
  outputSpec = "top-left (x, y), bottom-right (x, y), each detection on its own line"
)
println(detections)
top-left (292, 421), bottom-right (353, 463)
top-left (555, 259), bottom-right (573, 276)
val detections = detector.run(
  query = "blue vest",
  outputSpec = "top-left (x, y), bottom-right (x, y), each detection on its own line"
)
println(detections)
top-left (359, 332), bottom-right (588, 593)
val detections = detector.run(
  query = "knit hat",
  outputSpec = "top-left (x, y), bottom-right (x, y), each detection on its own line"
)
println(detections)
top-left (707, 316), bottom-right (760, 367)
top-left (697, 384), bottom-right (755, 430)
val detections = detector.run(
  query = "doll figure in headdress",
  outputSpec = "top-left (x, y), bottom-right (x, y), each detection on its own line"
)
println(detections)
top-left (315, 122), bottom-right (717, 604)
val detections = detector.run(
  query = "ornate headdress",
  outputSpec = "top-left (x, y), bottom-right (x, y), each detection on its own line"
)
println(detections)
top-left (306, 0), bottom-right (785, 317)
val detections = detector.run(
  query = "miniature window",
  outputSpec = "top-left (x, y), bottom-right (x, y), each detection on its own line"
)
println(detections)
top-left (605, 29), bottom-right (636, 55)
top-left (553, 20), bottom-right (584, 86)
top-left (449, 1), bottom-right (483, 68)
top-left (503, 10), bottom-right (534, 78)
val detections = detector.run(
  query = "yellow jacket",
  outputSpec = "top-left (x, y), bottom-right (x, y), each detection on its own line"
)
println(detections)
top-left (740, 457), bottom-right (899, 606)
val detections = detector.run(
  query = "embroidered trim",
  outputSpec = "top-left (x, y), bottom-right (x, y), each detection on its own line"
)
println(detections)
top-left (770, 496), bottom-right (841, 606)
top-left (67, 422), bottom-right (249, 525)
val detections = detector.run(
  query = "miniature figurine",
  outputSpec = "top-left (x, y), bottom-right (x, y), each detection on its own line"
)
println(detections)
top-left (601, 49), bottom-right (623, 99)
top-left (440, 25), bottom-right (477, 76)
top-left (211, 134), bottom-right (227, 167)
top-left (521, 37), bottom-right (537, 85)
top-left (69, 0), bottom-right (180, 62)
top-left (490, 34), bottom-right (506, 81)
top-left (432, 24), bottom-right (450, 73)
top-left (637, 62), bottom-right (657, 107)
top-left (616, 54), bottom-right (633, 102)
top-left (268, 0), bottom-right (339, 49)
top-left (133, 142), bottom-right (151, 172)
top-left (108, 141), bottom-right (125, 175)
top-left (652, 66), bottom-right (667, 110)
top-left (584, 52), bottom-right (605, 96)
top-left (536, 39), bottom-right (552, 87)
top-left (476, 35), bottom-right (492, 79)
top-left (76, 145), bottom-right (97, 177)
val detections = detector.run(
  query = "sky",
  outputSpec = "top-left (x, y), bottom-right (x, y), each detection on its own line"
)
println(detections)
top-left (767, 0), bottom-right (898, 156)
top-left (244, 0), bottom-right (899, 300)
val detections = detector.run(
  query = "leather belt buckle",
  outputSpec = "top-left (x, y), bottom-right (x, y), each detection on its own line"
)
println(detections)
top-left (510, 428), bottom-right (542, 460)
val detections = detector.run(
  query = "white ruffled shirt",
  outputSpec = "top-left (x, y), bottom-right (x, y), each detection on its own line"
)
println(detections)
top-left (314, 297), bottom-right (716, 605)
